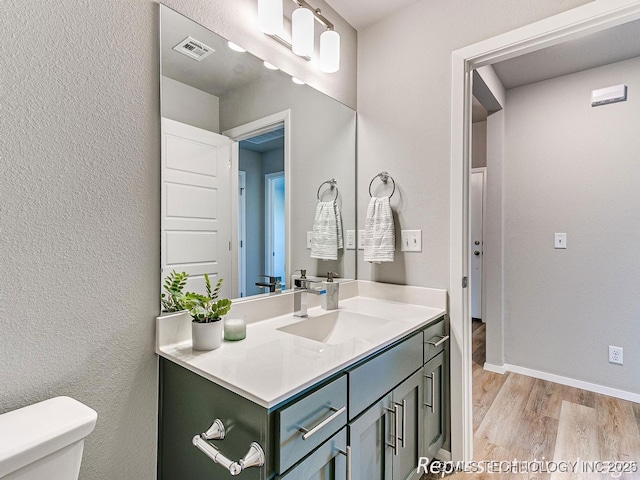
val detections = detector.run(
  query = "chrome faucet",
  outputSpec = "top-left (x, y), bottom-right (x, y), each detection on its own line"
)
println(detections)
top-left (293, 278), bottom-right (326, 317)
top-left (255, 275), bottom-right (282, 293)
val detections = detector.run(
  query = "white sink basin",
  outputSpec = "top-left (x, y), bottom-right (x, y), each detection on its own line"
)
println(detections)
top-left (277, 310), bottom-right (391, 344)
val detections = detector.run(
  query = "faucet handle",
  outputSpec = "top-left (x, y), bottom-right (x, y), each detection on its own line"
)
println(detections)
top-left (259, 275), bottom-right (281, 283)
top-left (326, 272), bottom-right (339, 283)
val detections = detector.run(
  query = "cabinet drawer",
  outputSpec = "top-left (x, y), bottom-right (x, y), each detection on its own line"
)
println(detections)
top-left (276, 374), bottom-right (347, 474)
top-left (277, 428), bottom-right (347, 480)
top-left (348, 331), bottom-right (423, 420)
top-left (423, 316), bottom-right (447, 363)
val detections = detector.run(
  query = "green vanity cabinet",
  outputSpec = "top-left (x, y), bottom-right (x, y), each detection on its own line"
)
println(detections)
top-left (277, 429), bottom-right (348, 480)
top-left (348, 369), bottom-right (423, 480)
top-left (422, 351), bottom-right (447, 461)
top-left (158, 315), bottom-right (448, 480)
top-left (158, 359), bottom-right (275, 480)
top-left (421, 317), bottom-right (449, 461)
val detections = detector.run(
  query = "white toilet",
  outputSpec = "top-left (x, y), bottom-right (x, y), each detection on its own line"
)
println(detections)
top-left (0, 396), bottom-right (97, 480)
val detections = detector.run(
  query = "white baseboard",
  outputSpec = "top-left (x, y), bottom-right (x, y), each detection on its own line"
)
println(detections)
top-left (483, 362), bottom-right (507, 374)
top-left (482, 362), bottom-right (640, 403)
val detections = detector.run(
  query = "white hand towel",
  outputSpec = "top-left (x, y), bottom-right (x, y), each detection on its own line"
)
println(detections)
top-left (311, 201), bottom-right (343, 260)
top-left (364, 196), bottom-right (395, 263)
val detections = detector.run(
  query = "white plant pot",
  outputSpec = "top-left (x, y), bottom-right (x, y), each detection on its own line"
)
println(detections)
top-left (192, 320), bottom-right (223, 351)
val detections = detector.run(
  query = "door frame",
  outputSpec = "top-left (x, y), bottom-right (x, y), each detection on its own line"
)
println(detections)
top-left (223, 109), bottom-right (291, 299)
top-left (237, 170), bottom-right (247, 297)
top-left (449, 0), bottom-right (640, 462)
top-left (264, 171), bottom-right (285, 282)
top-left (470, 167), bottom-right (486, 321)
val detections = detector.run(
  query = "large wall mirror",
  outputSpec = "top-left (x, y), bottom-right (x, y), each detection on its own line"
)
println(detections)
top-left (159, 5), bottom-right (356, 301)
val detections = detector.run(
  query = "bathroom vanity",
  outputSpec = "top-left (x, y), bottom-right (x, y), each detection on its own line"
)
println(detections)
top-left (156, 281), bottom-right (448, 480)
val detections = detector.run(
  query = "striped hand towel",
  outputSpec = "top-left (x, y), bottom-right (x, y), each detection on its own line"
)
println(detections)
top-left (311, 201), bottom-right (343, 260)
top-left (364, 196), bottom-right (395, 263)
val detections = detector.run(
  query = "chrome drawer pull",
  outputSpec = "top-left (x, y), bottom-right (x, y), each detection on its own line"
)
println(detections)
top-left (300, 405), bottom-right (346, 440)
top-left (427, 335), bottom-right (449, 347)
top-left (397, 399), bottom-right (406, 448)
top-left (338, 446), bottom-right (352, 480)
top-left (385, 404), bottom-right (400, 456)
top-left (423, 373), bottom-right (435, 413)
top-left (192, 436), bottom-right (265, 476)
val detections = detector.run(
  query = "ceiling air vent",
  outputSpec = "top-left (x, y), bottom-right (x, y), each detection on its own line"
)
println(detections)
top-left (173, 37), bottom-right (214, 61)
top-left (244, 128), bottom-right (285, 145)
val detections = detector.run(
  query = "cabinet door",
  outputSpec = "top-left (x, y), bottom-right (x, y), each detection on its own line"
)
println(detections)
top-left (348, 393), bottom-right (393, 480)
top-left (391, 370), bottom-right (423, 480)
top-left (277, 428), bottom-right (347, 480)
top-left (422, 352), bottom-right (446, 461)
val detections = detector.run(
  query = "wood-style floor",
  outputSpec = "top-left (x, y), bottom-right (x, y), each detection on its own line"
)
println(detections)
top-left (424, 320), bottom-right (640, 479)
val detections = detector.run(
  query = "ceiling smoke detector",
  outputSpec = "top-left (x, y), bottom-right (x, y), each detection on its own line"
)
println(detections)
top-left (173, 37), bottom-right (214, 61)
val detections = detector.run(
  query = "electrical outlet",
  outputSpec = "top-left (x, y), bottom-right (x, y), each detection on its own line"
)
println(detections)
top-left (307, 231), bottom-right (313, 249)
top-left (346, 230), bottom-right (356, 250)
top-left (609, 345), bottom-right (623, 365)
top-left (554, 233), bottom-right (567, 249)
top-left (401, 230), bottom-right (422, 252)
top-left (358, 230), bottom-right (365, 250)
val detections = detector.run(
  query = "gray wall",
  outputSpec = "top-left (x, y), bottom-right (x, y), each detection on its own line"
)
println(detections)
top-left (356, 0), bottom-right (591, 286)
top-left (0, 1), bottom-right (355, 479)
top-left (220, 73), bottom-right (357, 280)
top-left (501, 56), bottom-right (640, 393)
top-left (161, 76), bottom-right (220, 132)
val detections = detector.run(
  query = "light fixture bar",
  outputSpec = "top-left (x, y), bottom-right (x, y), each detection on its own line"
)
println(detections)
top-left (267, 33), bottom-right (311, 61)
top-left (290, 0), bottom-right (333, 30)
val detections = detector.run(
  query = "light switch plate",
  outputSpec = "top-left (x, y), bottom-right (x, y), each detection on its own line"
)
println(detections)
top-left (554, 233), bottom-right (567, 249)
top-left (358, 230), bottom-right (365, 250)
top-left (401, 230), bottom-right (422, 252)
top-left (307, 231), bottom-right (313, 249)
top-left (346, 230), bottom-right (356, 250)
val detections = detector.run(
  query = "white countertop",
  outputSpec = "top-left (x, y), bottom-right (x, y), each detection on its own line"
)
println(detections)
top-left (156, 281), bottom-right (447, 409)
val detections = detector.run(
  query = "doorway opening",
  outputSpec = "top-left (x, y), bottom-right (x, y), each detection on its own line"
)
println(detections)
top-left (238, 125), bottom-right (285, 297)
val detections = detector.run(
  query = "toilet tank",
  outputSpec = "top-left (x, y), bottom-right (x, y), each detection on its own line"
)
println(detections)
top-left (0, 396), bottom-right (97, 480)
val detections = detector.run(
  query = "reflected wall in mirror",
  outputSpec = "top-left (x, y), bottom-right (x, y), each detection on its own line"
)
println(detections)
top-left (160, 5), bottom-right (356, 302)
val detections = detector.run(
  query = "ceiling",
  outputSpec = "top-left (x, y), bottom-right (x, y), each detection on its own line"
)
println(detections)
top-left (493, 18), bottom-right (640, 89)
top-left (325, 0), bottom-right (422, 31)
top-left (161, 7), bottom-right (269, 97)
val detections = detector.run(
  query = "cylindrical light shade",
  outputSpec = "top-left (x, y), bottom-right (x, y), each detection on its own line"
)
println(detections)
top-left (258, 0), bottom-right (283, 35)
top-left (320, 30), bottom-right (340, 73)
top-left (292, 7), bottom-right (314, 57)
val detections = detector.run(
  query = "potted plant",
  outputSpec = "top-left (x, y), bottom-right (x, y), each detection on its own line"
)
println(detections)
top-left (183, 274), bottom-right (232, 351)
top-left (161, 270), bottom-right (189, 313)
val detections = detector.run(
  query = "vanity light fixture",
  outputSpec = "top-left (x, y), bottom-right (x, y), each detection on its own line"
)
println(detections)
top-left (227, 41), bottom-right (247, 53)
top-left (292, 6), bottom-right (314, 57)
top-left (319, 30), bottom-right (340, 73)
top-left (291, 77), bottom-right (305, 85)
top-left (263, 61), bottom-right (279, 70)
top-left (259, 0), bottom-right (341, 73)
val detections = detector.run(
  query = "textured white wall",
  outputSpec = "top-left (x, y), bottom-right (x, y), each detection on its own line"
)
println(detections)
top-left (502, 56), bottom-right (640, 394)
top-left (356, 0), bottom-right (591, 287)
top-left (0, 1), bottom-right (355, 479)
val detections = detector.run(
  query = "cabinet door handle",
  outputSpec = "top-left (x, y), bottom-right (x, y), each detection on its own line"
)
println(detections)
top-left (385, 404), bottom-right (400, 456)
top-left (338, 446), bottom-right (351, 480)
top-left (300, 405), bottom-right (346, 440)
top-left (427, 335), bottom-right (449, 347)
top-left (423, 373), bottom-right (435, 413)
top-left (394, 400), bottom-right (406, 448)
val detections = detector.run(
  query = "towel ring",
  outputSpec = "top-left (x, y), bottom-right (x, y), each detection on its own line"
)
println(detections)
top-left (317, 178), bottom-right (339, 202)
top-left (368, 171), bottom-right (396, 198)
